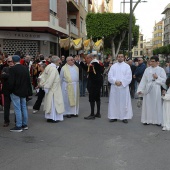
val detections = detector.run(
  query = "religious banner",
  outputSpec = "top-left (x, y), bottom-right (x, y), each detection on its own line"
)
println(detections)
top-left (59, 37), bottom-right (70, 50)
top-left (70, 38), bottom-right (83, 51)
top-left (93, 39), bottom-right (104, 51)
top-left (83, 38), bottom-right (94, 53)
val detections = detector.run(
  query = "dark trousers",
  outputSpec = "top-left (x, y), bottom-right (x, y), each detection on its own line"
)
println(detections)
top-left (129, 80), bottom-right (135, 98)
top-left (87, 80), bottom-right (102, 102)
top-left (4, 94), bottom-right (11, 123)
top-left (33, 88), bottom-right (45, 110)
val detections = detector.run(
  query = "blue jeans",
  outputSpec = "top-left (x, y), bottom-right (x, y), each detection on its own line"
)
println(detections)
top-left (10, 93), bottom-right (28, 127)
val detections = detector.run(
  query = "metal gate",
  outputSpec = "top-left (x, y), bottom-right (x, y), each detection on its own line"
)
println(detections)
top-left (3, 39), bottom-right (39, 56)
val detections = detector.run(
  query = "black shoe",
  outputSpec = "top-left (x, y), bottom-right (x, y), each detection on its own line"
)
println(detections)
top-left (143, 123), bottom-right (149, 125)
top-left (109, 119), bottom-right (117, 122)
top-left (71, 114), bottom-right (78, 117)
top-left (84, 115), bottom-right (95, 120)
top-left (122, 119), bottom-right (128, 123)
top-left (26, 97), bottom-right (32, 102)
top-left (22, 125), bottom-right (28, 130)
top-left (66, 115), bottom-right (72, 118)
top-left (10, 126), bottom-right (23, 132)
top-left (95, 114), bottom-right (101, 118)
top-left (47, 119), bottom-right (53, 122)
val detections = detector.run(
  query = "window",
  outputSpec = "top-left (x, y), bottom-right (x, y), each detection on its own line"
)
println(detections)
top-left (0, 0), bottom-right (11, 4)
top-left (140, 36), bottom-right (143, 41)
top-left (0, 0), bottom-right (31, 11)
top-left (80, 18), bottom-right (83, 33)
top-left (140, 43), bottom-right (143, 48)
top-left (85, 0), bottom-right (88, 11)
top-left (12, 0), bottom-right (31, 4)
top-left (50, 0), bottom-right (57, 16)
top-left (134, 51), bottom-right (138, 56)
top-left (140, 51), bottom-right (143, 55)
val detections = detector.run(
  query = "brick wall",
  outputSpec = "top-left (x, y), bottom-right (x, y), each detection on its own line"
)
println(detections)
top-left (32, 0), bottom-right (49, 21)
top-left (57, 0), bottom-right (67, 29)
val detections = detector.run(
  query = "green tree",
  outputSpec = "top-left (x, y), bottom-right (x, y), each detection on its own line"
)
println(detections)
top-left (86, 13), bottom-right (139, 58)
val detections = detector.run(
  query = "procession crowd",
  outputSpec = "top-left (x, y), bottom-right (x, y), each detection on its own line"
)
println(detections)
top-left (0, 51), bottom-right (170, 132)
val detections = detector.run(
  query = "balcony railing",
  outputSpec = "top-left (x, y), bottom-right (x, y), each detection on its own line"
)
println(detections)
top-left (70, 21), bottom-right (78, 36)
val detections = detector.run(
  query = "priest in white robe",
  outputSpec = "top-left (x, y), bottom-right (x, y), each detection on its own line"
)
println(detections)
top-left (60, 56), bottom-right (79, 118)
top-left (108, 54), bottom-right (133, 123)
top-left (40, 56), bottom-right (65, 122)
top-left (137, 56), bottom-right (166, 125)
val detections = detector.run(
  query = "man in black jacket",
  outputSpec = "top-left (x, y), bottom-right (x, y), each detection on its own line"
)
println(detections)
top-left (1, 56), bottom-right (14, 127)
top-left (8, 55), bottom-right (32, 132)
top-left (80, 53), bottom-right (104, 119)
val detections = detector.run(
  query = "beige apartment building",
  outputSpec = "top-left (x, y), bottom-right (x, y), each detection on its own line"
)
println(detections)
top-left (0, 0), bottom-right (89, 57)
top-left (162, 3), bottom-right (170, 46)
top-left (152, 20), bottom-right (163, 49)
top-left (132, 33), bottom-right (144, 58)
top-left (89, 0), bottom-right (113, 13)
top-left (143, 39), bottom-right (153, 58)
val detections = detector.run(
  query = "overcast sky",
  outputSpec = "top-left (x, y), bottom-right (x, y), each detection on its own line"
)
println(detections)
top-left (113, 0), bottom-right (170, 40)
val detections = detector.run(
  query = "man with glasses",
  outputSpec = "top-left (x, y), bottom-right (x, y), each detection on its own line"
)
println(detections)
top-left (137, 56), bottom-right (166, 126)
top-left (1, 56), bottom-right (14, 127)
top-left (108, 54), bottom-right (133, 123)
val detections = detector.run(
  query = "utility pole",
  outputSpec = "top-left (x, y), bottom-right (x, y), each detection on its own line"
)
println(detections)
top-left (128, 0), bottom-right (133, 59)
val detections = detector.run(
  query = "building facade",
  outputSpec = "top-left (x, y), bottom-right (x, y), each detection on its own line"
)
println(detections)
top-left (0, 0), bottom-right (89, 57)
top-left (89, 0), bottom-right (113, 13)
top-left (152, 20), bottom-right (163, 49)
top-left (162, 3), bottom-right (170, 46)
top-left (132, 33), bottom-right (144, 58)
top-left (143, 39), bottom-right (153, 58)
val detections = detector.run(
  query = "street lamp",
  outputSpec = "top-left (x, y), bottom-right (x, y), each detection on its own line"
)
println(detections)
top-left (128, 0), bottom-right (147, 59)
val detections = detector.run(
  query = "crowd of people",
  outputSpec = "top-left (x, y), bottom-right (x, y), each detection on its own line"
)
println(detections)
top-left (0, 51), bottom-right (170, 132)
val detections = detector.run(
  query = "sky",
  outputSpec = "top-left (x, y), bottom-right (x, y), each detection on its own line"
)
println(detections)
top-left (113, 0), bottom-right (170, 40)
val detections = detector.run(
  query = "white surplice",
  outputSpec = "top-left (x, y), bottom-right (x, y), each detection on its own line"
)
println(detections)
top-left (42, 63), bottom-right (64, 121)
top-left (162, 88), bottom-right (170, 130)
top-left (108, 62), bottom-right (133, 120)
top-left (137, 66), bottom-right (166, 125)
top-left (60, 65), bottom-right (79, 115)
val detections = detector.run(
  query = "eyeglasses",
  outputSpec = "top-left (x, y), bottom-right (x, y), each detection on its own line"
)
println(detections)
top-left (7, 61), bottom-right (13, 63)
top-left (138, 60), bottom-right (141, 61)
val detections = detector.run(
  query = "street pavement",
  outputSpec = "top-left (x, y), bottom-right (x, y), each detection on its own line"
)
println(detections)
top-left (0, 95), bottom-right (170, 170)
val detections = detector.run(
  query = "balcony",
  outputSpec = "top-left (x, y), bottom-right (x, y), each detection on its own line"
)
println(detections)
top-left (67, 0), bottom-right (79, 12)
top-left (69, 21), bottom-right (78, 36)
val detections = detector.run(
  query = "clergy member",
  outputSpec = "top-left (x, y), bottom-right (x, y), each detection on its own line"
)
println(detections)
top-left (60, 56), bottom-right (79, 118)
top-left (108, 54), bottom-right (133, 123)
top-left (40, 56), bottom-right (65, 123)
top-left (137, 56), bottom-right (166, 126)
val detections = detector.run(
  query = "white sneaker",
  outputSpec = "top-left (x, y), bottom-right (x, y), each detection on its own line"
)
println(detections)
top-left (33, 110), bottom-right (38, 114)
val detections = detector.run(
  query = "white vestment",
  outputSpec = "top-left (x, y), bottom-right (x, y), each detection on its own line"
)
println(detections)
top-left (162, 88), bottom-right (170, 130)
top-left (60, 65), bottom-right (79, 115)
top-left (108, 62), bottom-right (133, 120)
top-left (41, 63), bottom-right (65, 121)
top-left (137, 66), bottom-right (166, 124)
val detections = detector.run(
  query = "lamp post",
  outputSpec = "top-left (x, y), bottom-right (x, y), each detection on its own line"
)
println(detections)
top-left (127, 0), bottom-right (147, 59)
top-left (128, 0), bottom-right (133, 59)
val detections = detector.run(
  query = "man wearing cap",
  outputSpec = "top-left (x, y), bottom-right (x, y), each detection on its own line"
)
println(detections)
top-left (8, 55), bottom-right (32, 132)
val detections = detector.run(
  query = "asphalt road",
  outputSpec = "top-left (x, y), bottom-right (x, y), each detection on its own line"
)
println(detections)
top-left (0, 95), bottom-right (170, 170)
